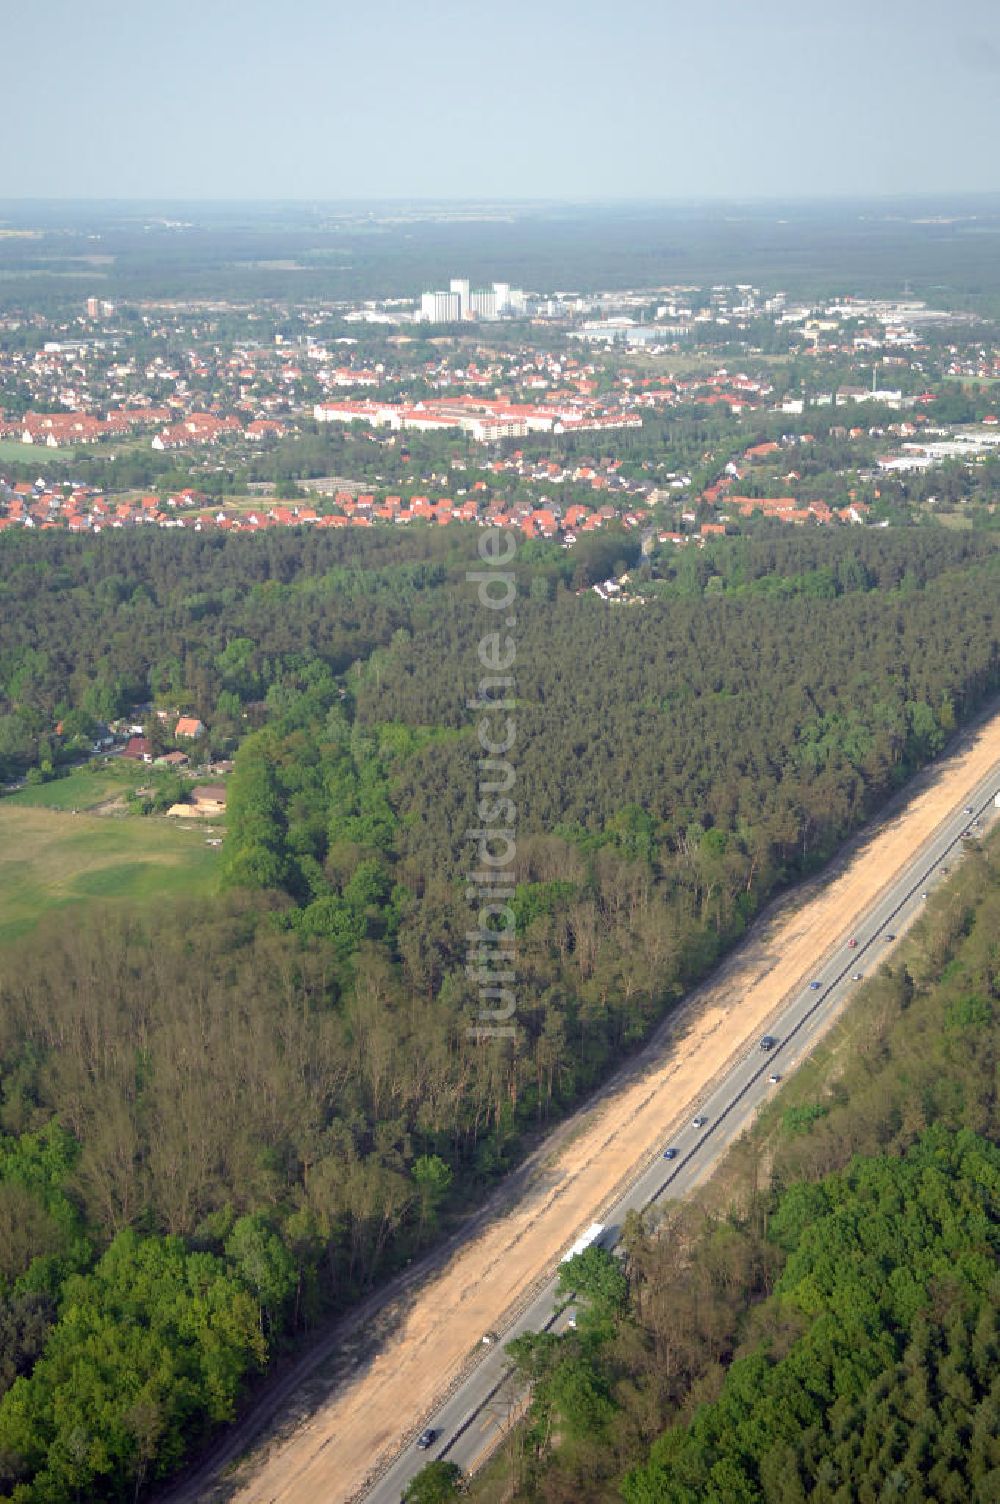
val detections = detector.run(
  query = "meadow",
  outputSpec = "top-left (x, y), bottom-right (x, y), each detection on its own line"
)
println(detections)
top-left (3, 761), bottom-right (151, 811)
top-left (0, 438), bottom-right (47, 462)
top-left (0, 800), bottom-right (220, 943)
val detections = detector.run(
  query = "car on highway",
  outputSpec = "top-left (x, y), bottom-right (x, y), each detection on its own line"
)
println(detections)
top-left (921, 891), bottom-right (929, 899)
top-left (847, 937), bottom-right (858, 948)
top-left (964, 805), bottom-right (974, 814)
top-left (663, 1147), bottom-right (678, 1160)
top-left (941, 865), bottom-right (949, 874)
top-left (692, 1115), bottom-right (707, 1128)
top-left (767, 1072), bottom-right (781, 1084)
top-left (416, 1428), bottom-right (437, 1450)
top-left (885, 932), bottom-right (895, 941)
top-left (851, 972), bottom-right (864, 981)
top-left (809, 980), bottom-right (822, 990)
top-left (759, 1035), bottom-right (777, 1051)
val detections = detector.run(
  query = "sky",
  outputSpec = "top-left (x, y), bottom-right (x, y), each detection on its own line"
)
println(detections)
top-left (5, 0), bottom-right (1000, 201)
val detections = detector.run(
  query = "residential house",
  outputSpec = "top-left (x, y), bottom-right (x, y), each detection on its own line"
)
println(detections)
top-left (190, 784), bottom-right (227, 815)
top-left (174, 716), bottom-right (206, 739)
top-left (123, 736), bottom-right (153, 762)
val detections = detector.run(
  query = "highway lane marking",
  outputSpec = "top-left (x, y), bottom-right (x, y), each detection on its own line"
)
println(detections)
top-left (355, 770), bottom-right (1000, 1502)
top-left (417, 776), bottom-right (1000, 1491)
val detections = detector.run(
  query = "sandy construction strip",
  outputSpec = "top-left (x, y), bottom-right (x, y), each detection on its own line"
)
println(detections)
top-left (230, 714), bottom-right (1000, 1504)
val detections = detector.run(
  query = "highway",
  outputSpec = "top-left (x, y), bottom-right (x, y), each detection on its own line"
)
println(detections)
top-left (368, 766), bottom-right (1000, 1504)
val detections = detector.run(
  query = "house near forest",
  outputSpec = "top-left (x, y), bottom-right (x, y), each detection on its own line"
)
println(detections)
top-left (165, 784), bottom-right (227, 818)
top-left (123, 736), bottom-right (153, 762)
top-left (190, 784), bottom-right (226, 815)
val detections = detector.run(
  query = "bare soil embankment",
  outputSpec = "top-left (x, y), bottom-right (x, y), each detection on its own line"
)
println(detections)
top-left (193, 716), bottom-right (1000, 1504)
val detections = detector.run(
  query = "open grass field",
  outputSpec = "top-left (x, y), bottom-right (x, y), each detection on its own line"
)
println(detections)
top-left (0, 438), bottom-right (39, 462)
top-left (4, 761), bottom-right (151, 812)
top-left (0, 437), bottom-right (147, 463)
top-left (0, 438), bottom-right (103, 463)
top-left (610, 349), bottom-right (791, 377)
top-left (0, 803), bottom-right (221, 944)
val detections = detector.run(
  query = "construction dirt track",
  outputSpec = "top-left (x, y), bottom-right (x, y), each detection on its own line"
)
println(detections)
top-left (188, 712), bottom-right (1000, 1504)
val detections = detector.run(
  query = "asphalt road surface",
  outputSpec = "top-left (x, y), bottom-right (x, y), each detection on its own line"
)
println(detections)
top-left (369, 768), bottom-right (1000, 1504)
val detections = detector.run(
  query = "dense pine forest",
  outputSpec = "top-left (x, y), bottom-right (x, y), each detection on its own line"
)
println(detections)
top-left (0, 525), bottom-right (999, 1500)
top-left (497, 835), bottom-right (1000, 1504)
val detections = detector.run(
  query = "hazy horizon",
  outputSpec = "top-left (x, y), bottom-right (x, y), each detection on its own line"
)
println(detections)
top-left (7, 0), bottom-right (1000, 201)
top-left (4, 191), bottom-right (1000, 206)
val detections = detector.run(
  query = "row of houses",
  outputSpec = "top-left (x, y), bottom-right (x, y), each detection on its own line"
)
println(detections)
top-left (656, 497), bottom-right (869, 546)
top-left (3, 467), bottom-right (874, 542)
top-left (0, 407), bottom-right (174, 447)
top-left (0, 408), bottom-right (286, 451)
top-left (723, 496), bottom-right (871, 525)
top-left (152, 413), bottom-right (285, 449)
top-left (0, 477), bottom-right (628, 540)
top-left (0, 481), bottom-right (213, 531)
top-left (313, 395), bottom-right (643, 442)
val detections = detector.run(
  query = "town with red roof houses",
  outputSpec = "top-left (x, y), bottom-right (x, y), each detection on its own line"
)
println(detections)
top-left (2, 277), bottom-right (998, 546)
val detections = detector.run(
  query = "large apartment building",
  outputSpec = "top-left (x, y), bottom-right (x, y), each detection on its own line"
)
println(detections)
top-left (417, 277), bottom-right (527, 323)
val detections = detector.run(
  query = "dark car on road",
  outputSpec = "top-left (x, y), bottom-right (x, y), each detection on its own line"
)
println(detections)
top-left (663, 1147), bottom-right (678, 1160)
top-left (417, 1428), bottom-right (437, 1450)
top-left (759, 1035), bottom-right (777, 1051)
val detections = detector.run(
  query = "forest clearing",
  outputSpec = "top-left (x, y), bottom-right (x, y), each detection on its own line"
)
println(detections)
top-left (0, 804), bottom-right (219, 943)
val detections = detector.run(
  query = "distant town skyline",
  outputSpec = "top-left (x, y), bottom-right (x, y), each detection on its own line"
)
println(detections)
top-left (6, 0), bottom-right (1000, 202)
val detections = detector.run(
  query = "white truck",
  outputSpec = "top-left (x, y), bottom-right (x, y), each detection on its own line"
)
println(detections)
top-left (560, 1222), bottom-right (606, 1263)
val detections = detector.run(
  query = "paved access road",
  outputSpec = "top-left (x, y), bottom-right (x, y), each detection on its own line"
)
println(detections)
top-left (370, 769), bottom-right (1000, 1504)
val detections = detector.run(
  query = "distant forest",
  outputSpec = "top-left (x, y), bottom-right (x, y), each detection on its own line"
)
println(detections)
top-left (0, 525), bottom-right (999, 1500)
top-left (5, 199), bottom-right (1000, 307)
